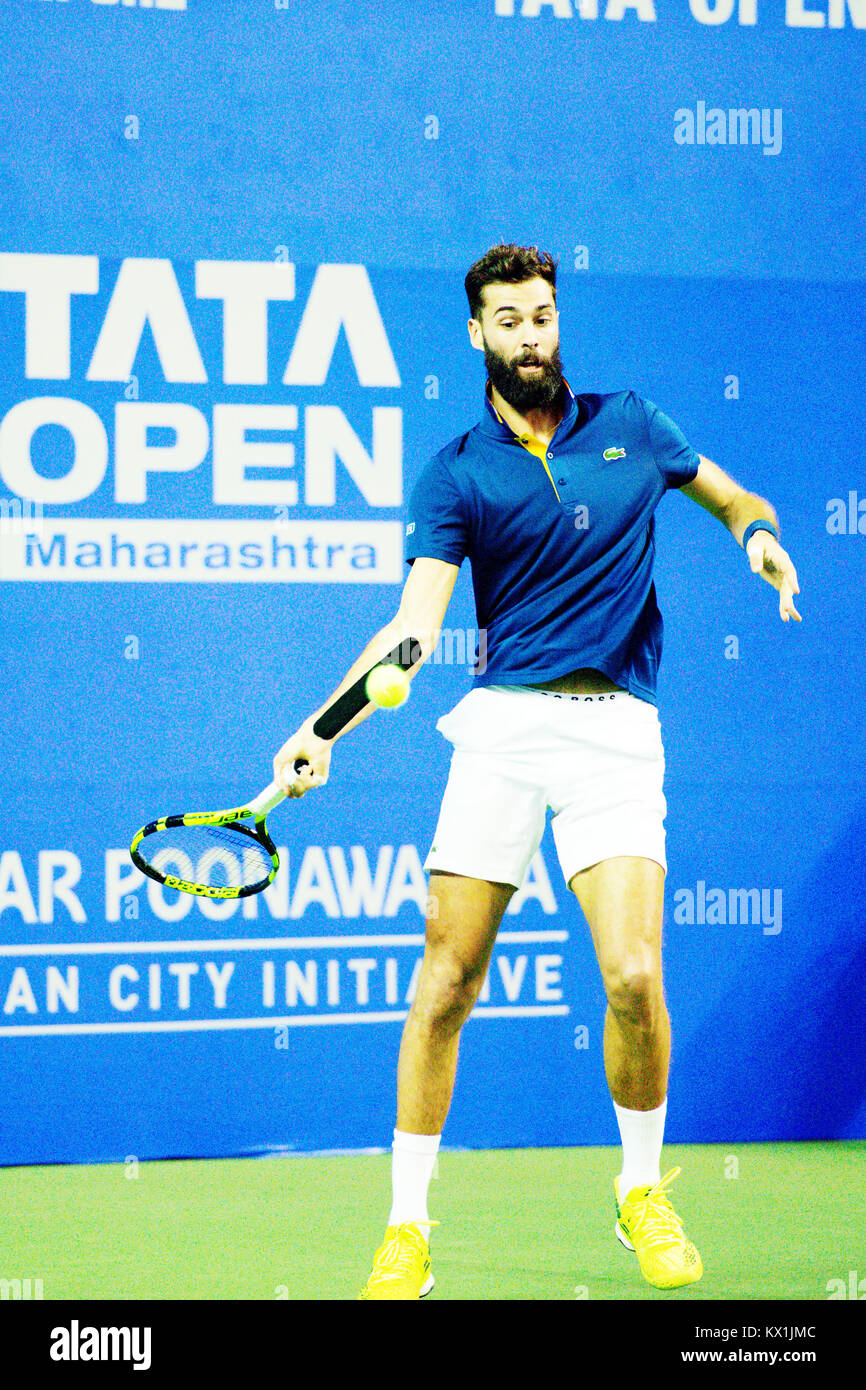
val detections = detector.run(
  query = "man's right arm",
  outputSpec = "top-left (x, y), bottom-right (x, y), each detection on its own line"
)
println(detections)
top-left (273, 557), bottom-right (461, 796)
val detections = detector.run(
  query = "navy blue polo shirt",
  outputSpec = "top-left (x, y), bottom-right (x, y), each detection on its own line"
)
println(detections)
top-left (403, 382), bottom-right (700, 705)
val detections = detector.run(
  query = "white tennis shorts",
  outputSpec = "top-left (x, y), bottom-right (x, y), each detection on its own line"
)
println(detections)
top-left (424, 685), bottom-right (667, 888)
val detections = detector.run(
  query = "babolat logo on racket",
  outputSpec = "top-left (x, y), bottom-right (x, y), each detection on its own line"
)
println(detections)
top-left (603, 446), bottom-right (626, 460)
top-left (164, 875), bottom-right (240, 899)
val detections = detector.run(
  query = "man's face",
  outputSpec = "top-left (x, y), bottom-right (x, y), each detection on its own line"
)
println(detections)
top-left (468, 276), bottom-right (563, 413)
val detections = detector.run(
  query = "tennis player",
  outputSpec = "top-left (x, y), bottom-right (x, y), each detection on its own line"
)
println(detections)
top-left (273, 244), bottom-right (802, 1300)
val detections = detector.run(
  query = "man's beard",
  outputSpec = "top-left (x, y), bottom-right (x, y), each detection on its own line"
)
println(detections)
top-left (483, 339), bottom-right (564, 414)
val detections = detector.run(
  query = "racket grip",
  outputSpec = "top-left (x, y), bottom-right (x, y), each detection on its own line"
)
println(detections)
top-left (248, 759), bottom-right (307, 816)
top-left (313, 637), bottom-right (423, 741)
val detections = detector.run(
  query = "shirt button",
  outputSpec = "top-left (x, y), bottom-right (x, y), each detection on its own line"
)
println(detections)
top-left (558, 478), bottom-right (566, 485)
top-left (547, 452), bottom-right (553, 460)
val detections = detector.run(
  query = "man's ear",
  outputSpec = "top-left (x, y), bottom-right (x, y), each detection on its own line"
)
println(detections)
top-left (467, 318), bottom-right (484, 351)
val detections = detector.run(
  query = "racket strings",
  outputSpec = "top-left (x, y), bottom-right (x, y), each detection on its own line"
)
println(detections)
top-left (138, 821), bottom-right (272, 890)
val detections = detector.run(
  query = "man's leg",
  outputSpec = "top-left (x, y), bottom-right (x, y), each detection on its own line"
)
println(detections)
top-left (568, 854), bottom-right (668, 1122)
top-left (568, 853), bottom-right (701, 1289)
top-left (388, 871), bottom-right (514, 1232)
top-left (360, 870), bottom-right (515, 1299)
top-left (396, 870), bottom-right (515, 1136)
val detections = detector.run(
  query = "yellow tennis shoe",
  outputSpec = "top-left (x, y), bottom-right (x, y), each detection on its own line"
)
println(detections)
top-left (614, 1167), bottom-right (703, 1290)
top-left (359, 1221), bottom-right (438, 1300)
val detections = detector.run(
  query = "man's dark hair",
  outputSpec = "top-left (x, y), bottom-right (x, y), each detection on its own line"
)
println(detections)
top-left (464, 244), bottom-right (558, 323)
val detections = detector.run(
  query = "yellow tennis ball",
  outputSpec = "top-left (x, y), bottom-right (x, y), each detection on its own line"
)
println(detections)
top-left (365, 663), bottom-right (410, 709)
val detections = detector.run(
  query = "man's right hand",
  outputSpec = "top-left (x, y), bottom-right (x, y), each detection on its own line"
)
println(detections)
top-left (273, 724), bottom-right (333, 799)
top-left (271, 561), bottom-right (460, 800)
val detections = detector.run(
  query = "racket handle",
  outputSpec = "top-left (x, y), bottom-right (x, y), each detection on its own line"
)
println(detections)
top-left (248, 759), bottom-right (308, 816)
top-left (313, 637), bottom-right (423, 740)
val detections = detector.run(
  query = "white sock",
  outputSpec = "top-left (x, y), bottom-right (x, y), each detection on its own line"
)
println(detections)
top-left (613, 1098), bottom-right (667, 1199)
top-left (388, 1129), bottom-right (440, 1235)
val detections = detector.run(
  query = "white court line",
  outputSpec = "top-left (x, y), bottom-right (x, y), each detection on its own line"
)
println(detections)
top-left (0, 931), bottom-right (568, 957)
top-left (0, 1004), bottom-right (569, 1037)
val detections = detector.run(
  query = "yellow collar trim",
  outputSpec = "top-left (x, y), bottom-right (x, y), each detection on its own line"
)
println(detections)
top-left (485, 378), bottom-right (571, 500)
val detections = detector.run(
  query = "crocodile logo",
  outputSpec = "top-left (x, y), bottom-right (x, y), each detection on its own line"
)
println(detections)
top-left (603, 447), bottom-right (626, 460)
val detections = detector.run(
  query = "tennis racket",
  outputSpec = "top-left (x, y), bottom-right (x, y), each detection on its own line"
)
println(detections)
top-left (129, 638), bottom-right (422, 900)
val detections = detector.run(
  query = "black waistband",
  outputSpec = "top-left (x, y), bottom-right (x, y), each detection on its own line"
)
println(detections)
top-left (533, 689), bottom-right (626, 702)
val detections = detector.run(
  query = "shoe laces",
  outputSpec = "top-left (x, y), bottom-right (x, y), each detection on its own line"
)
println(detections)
top-left (627, 1167), bottom-right (686, 1249)
top-left (372, 1222), bottom-right (440, 1283)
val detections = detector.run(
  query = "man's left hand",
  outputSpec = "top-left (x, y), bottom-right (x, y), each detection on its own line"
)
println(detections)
top-left (746, 532), bottom-right (802, 622)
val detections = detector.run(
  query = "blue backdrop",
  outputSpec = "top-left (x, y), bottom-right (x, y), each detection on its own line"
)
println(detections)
top-left (1, 0), bottom-right (864, 1166)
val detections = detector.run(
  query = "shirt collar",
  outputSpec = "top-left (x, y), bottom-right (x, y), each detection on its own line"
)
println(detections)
top-left (481, 376), bottom-right (578, 442)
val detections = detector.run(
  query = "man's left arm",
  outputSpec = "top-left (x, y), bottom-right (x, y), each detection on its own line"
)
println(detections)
top-left (679, 455), bottom-right (802, 623)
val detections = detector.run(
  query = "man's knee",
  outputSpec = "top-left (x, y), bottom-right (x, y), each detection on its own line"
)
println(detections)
top-left (412, 948), bottom-right (486, 1031)
top-left (604, 956), bottom-right (664, 1028)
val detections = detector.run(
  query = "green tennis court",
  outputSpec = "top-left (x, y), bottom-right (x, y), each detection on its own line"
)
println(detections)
top-left (2, 1141), bottom-right (862, 1301)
